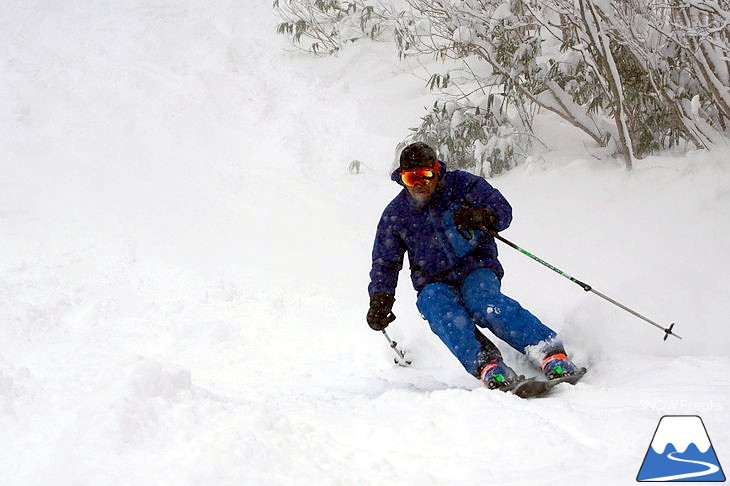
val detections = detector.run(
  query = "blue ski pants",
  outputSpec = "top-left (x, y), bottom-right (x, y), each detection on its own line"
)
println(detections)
top-left (416, 268), bottom-right (558, 377)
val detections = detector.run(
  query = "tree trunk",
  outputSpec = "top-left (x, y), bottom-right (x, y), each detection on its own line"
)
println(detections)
top-left (579, 0), bottom-right (635, 169)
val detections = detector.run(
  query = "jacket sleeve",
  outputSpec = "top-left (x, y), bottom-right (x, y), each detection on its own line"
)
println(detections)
top-left (368, 210), bottom-right (406, 296)
top-left (461, 172), bottom-right (513, 232)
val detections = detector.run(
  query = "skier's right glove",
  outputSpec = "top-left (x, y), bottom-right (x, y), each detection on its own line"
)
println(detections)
top-left (367, 293), bottom-right (396, 331)
top-left (454, 206), bottom-right (498, 232)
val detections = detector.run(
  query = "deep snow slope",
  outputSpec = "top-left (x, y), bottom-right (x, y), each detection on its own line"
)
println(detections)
top-left (1, 2), bottom-right (728, 485)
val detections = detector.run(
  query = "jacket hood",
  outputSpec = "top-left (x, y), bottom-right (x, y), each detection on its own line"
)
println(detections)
top-left (390, 160), bottom-right (448, 186)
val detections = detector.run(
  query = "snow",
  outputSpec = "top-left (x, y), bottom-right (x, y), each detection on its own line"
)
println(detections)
top-left (1, 1), bottom-right (729, 485)
top-left (492, 3), bottom-right (513, 22)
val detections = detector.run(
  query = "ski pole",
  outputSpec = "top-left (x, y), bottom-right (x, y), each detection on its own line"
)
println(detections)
top-left (382, 330), bottom-right (412, 366)
top-left (490, 231), bottom-right (681, 341)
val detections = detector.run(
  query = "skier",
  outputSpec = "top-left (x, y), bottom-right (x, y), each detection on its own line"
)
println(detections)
top-left (366, 142), bottom-right (583, 390)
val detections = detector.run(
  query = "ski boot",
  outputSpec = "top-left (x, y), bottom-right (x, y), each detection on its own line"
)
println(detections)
top-left (480, 358), bottom-right (520, 391)
top-left (541, 353), bottom-right (581, 380)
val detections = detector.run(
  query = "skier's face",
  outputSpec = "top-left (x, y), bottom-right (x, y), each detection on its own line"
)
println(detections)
top-left (400, 160), bottom-right (440, 204)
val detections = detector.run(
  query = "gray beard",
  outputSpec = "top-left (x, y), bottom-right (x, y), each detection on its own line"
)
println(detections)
top-left (409, 193), bottom-right (429, 208)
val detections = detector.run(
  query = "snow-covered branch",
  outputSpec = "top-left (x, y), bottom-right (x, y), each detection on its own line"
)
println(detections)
top-left (274, 0), bottom-right (730, 171)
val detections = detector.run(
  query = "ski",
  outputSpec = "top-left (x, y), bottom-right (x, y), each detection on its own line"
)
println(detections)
top-left (509, 377), bottom-right (549, 398)
top-left (510, 367), bottom-right (588, 399)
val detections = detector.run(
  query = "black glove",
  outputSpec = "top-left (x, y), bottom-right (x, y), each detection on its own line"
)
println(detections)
top-left (453, 206), bottom-right (497, 232)
top-left (367, 293), bottom-right (396, 331)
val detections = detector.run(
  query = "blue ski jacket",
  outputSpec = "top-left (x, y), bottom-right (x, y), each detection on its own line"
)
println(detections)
top-left (368, 162), bottom-right (512, 296)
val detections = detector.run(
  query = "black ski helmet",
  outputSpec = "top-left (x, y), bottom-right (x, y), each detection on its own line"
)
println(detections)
top-left (399, 142), bottom-right (437, 171)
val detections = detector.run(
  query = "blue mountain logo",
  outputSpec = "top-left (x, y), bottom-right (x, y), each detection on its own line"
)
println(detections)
top-left (637, 415), bottom-right (725, 482)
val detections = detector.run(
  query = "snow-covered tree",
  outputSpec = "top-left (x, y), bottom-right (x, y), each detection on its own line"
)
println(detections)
top-left (273, 0), bottom-right (395, 55)
top-left (275, 0), bottom-right (730, 171)
top-left (402, 98), bottom-right (533, 177)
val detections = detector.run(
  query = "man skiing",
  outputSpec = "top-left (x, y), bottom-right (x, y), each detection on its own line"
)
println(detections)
top-left (366, 142), bottom-right (583, 391)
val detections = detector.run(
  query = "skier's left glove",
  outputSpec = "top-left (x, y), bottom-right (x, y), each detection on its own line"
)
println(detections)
top-left (367, 293), bottom-right (396, 331)
top-left (454, 206), bottom-right (497, 232)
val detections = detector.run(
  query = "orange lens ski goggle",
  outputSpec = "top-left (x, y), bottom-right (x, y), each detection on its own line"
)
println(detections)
top-left (400, 161), bottom-right (439, 187)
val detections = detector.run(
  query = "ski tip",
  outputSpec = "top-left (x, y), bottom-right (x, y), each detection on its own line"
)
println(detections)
top-left (511, 378), bottom-right (550, 399)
